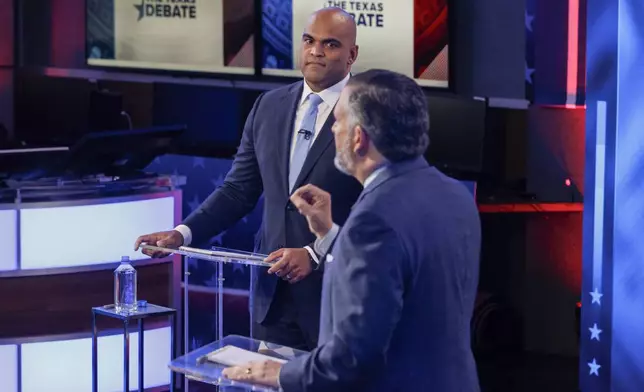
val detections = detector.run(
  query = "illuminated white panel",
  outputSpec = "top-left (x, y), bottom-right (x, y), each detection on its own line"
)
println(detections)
top-left (21, 327), bottom-right (171, 392)
top-left (0, 210), bottom-right (17, 271)
top-left (0, 345), bottom-right (18, 392)
top-left (20, 197), bottom-right (175, 269)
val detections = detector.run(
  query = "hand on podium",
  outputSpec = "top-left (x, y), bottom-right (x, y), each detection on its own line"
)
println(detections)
top-left (134, 230), bottom-right (184, 258)
top-left (222, 359), bottom-right (282, 389)
top-left (266, 248), bottom-right (312, 284)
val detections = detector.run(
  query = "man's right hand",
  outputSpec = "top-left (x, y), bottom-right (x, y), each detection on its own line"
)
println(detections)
top-left (134, 230), bottom-right (184, 258)
top-left (290, 184), bottom-right (333, 239)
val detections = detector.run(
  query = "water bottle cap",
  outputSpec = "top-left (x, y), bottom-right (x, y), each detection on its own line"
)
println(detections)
top-left (121, 256), bottom-right (130, 262)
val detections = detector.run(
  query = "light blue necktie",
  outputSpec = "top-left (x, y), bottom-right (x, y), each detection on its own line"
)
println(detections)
top-left (289, 93), bottom-right (323, 191)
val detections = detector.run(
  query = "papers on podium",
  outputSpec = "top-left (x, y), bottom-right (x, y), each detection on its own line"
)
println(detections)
top-left (169, 335), bottom-right (308, 392)
top-left (203, 345), bottom-right (287, 367)
top-left (139, 244), bottom-right (272, 267)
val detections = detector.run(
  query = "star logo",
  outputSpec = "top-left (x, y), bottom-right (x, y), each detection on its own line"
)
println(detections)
top-left (525, 11), bottom-right (534, 32)
top-left (193, 157), bottom-right (206, 168)
top-left (589, 323), bottom-right (602, 341)
top-left (588, 358), bottom-right (601, 376)
top-left (211, 174), bottom-right (225, 188)
top-left (210, 232), bottom-right (225, 246)
top-left (188, 195), bottom-right (201, 213)
top-left (525, 62), bottom-right (535, 84)
top-left (233, 263), bottom-right (246, 274)
top-left (134, 0), bottom-right (145, 21)
top-left (590, 288), bottom-right (603, 305)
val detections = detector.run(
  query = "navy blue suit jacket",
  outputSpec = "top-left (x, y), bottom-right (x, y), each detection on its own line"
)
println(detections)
top-left (182, 81), bottom-right (363, 326)
top-left (280, 157), bottom-right (481, 391)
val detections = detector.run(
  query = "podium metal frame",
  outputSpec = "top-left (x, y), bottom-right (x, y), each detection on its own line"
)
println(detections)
top-left (140, 244), bottom-right (270, 391)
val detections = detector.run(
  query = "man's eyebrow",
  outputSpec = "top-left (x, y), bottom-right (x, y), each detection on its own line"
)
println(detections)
top-left (302, 34), bottom-right (342, 45)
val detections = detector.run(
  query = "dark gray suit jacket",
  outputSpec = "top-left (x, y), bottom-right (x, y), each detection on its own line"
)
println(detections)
top-left (182, 81), bottom-right (363, 330)
top-left (280, 157), bottom-right (481, 391)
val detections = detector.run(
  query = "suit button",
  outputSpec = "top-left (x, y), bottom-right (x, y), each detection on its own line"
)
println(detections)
top-left (286, 203), bottom-right (295, 211)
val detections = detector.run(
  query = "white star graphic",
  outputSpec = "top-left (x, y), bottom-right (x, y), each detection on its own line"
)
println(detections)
top-left (590, 288), bottom-right (603, 305)
top-left (589, 323), bottom-right (602, 341)
top-left (191, 336), bottom-right (202, 351)
top-left (525, 11), bottom-right (534, 32)
top-left (203, 275), bottom-right (221, 287)
top-left (211, 174), bottom-right (225, 189)
top-left (193, 157), bottom-right (205, 168)
top-left (525, 62), bottom-right (535, 84)
top-left (188, 195), bottom-right (201, 213)
top-left (233, 263), bottom-right (246, 274)
top-left (211, 232), bottom-right (225, 246)
top-left (588, 358), bottom-right (601, 376)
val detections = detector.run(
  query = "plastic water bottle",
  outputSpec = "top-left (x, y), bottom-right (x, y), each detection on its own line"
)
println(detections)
top-left (114, 256), bottom-right (137, 313)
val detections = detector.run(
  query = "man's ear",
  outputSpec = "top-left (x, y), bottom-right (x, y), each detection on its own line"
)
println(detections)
top-left (354, 125), bottom-right (369, 156)
top-left (348, 45), bottom-right (359, 65)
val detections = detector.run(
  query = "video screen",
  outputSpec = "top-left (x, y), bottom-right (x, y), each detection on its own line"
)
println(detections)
top-left (86, 0), bottom-right (256, 75)
top-left (262, 0), bottom-right (449, 87)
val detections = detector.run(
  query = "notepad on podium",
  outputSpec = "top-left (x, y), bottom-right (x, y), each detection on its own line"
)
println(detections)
top-left (140, 244), bottom-right (273, 267)
top-left (169, 335), bottom-right (308, 391)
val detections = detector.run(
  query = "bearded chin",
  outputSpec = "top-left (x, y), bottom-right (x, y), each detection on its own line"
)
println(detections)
top-left (334, 155), bottom-right (352, 176)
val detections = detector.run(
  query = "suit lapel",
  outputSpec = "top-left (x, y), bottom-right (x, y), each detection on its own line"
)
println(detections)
top-left (291, 111), bottom-right (336, 192)
top-left (279, 82), bottom-right (304, 196)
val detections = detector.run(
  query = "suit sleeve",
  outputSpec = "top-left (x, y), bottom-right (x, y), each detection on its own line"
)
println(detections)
top-left (182, 93), bottom-right (265, 246)
top-left (279, 211), bottom-right (407, 391)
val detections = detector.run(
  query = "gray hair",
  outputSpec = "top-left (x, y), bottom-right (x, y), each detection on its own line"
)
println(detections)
top-left (345, 69), bottom-right (430, 162)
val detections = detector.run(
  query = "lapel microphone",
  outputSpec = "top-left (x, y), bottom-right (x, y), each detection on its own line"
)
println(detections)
top-left (298, 129), bottom-right (313, 140)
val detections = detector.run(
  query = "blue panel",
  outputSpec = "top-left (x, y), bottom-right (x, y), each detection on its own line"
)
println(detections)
top-left (611, 1), bottom-right (644, 389)
top-left (261, 0), bottom-right (293, 69)
top-left (583, 0), bottom-right (644, 390)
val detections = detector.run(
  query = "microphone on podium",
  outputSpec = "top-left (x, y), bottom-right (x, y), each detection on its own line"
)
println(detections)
top-left (298, 129), bottom-right (313, 140)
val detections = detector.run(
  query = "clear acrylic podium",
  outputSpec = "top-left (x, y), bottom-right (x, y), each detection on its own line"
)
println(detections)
top-left (169, 334), bottom-right (308, 391)
top-left (141, 243), bottom-right (270, 344)
top-left (141, 244), bottom-right (292, 390)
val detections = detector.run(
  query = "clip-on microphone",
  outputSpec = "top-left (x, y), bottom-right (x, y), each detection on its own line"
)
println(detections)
top-left (298, 129), bottom-right (313, 140)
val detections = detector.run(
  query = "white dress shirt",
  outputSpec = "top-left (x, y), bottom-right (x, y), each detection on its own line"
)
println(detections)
top-left (289, 73), bottom-right (350, 163)
top-left (174, 74), bottom-right (351, 262)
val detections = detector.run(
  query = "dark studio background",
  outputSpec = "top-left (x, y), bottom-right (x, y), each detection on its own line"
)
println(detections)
top-left (0, 0), bottom-right (588, 391)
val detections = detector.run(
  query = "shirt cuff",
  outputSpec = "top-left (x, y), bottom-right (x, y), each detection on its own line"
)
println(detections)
top-left (173, 224), bottom-right (192, 246)
top-left (304, 245), bottom-right (319, 265)
top-left (313, 223), bottom-right (340, 256)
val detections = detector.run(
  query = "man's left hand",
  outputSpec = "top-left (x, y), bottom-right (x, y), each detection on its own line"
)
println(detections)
top-left (221, 360), bottom-right (282, 388)
top-left (266, 248), bottom-right (313, 284)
